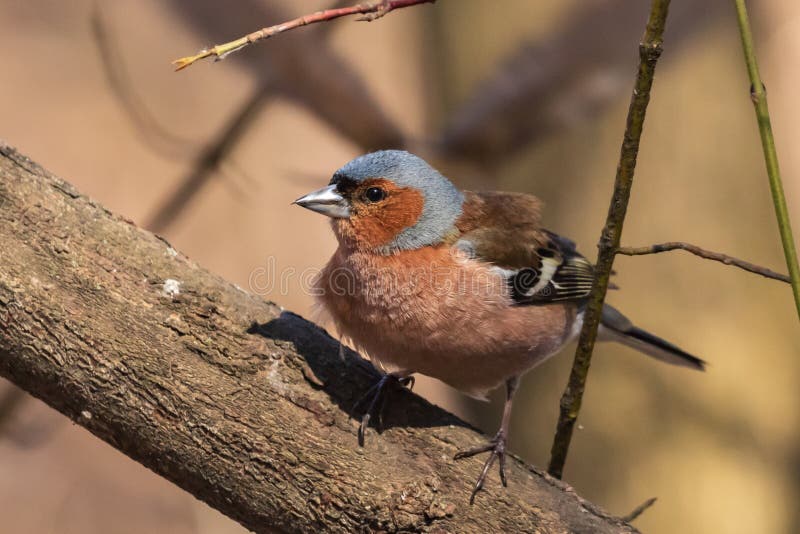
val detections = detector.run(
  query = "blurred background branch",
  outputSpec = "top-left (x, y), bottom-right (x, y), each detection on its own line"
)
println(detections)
top-left (437, 0), bottom-right (726, 166)
top-left (145, 0), bottom-right (411, 232)
top-left (146, 82), bottom-right (276, 232)
top-left (91, 4), bottom-right (196, 159)
top-left (166, 0), bottom-right (407, 149)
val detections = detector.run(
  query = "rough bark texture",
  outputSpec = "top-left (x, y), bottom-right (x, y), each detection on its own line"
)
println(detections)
top-left (0, 144), bottom-right (637, 533)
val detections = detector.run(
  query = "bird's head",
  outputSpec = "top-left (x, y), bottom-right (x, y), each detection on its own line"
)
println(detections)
top-left (294, 150), bottom-right (464, 253)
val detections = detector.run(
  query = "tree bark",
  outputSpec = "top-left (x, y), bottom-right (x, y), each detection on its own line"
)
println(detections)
top-left (0, 144), bottom-right (637, 533)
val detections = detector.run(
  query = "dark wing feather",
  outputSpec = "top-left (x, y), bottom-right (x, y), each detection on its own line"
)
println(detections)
top-left (454, 192), bottom-right (597, 305)
top-left (506, 230), bottom-right (595, 304)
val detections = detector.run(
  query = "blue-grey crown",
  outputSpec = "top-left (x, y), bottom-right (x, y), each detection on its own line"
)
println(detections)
top-left (334, 150), bottom-right (464, 252)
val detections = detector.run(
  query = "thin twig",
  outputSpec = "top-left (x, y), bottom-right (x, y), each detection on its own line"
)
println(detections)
top-left (621, 497), bottom-right (657, 523)
top-left (547, 0), bottom-right (672, 479)
top-left (146, 0), bottom-right (405, 232)
top-left (617, 242), bottom-right (790, 283)
top-left (172, 0), bottom-right (436, 71)
top-left (171, 0), bottom-right (406, 151)
top-left (733, 0), bottom-right (800, 320)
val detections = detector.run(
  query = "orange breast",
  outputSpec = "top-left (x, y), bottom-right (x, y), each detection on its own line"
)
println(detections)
top-left (315, 244), bottom-right (578, 396)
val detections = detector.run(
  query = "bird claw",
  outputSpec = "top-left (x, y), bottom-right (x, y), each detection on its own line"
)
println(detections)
top-left (352, 373), bottom-right (414, 446)
top-left (453, 431), bottom-right (508, 505)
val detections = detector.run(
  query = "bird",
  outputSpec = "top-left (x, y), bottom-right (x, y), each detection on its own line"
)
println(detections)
top-left (294, 149), bottom-right (705, 503)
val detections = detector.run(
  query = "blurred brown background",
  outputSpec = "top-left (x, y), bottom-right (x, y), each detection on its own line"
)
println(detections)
top-left (1, 0), bottom-right (799, 532)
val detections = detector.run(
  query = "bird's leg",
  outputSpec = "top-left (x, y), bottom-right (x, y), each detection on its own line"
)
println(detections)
top-left (454, 376), bottom-right (520, 504)
top-left (352, 371), bottom-right (414, 446)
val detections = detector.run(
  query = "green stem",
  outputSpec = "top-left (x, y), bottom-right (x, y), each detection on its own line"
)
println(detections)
top-left (733, 0), bottom-right (800, 320)
top-left (547, 0), bottom-right (672, 479)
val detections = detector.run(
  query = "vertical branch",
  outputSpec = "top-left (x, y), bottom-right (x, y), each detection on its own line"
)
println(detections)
top-left (547, 0), bottom-right (672, 479)
top-left (733, 0), bottom-right (800, 320)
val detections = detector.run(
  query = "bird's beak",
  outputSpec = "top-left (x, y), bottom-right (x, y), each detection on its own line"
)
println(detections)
top-left (293, 184), bottom-right (350, 218)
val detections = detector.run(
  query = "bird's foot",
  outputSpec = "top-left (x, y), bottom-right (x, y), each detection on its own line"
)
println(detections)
top-left (453, 430), bottom-right (508, 505)
top-left (352, 373), bottom-right (414, 446)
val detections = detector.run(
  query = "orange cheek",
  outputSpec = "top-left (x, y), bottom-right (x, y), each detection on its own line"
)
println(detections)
top-left (339, 187), bottom-right (424, 250)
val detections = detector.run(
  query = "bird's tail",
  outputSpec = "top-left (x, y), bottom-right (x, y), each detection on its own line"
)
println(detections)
top-left (599, 305), bottom-right (706, 371)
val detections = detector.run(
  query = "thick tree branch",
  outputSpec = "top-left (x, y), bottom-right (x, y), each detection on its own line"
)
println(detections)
top-left (0, 144), bottom-right (637, 532)
top-left (172, 0), bottom-right (436, 71)
top-left (439, 0), bottom-right (726, 164)
top-left (548, 0), bottom-right (671, 479)
top-left (617, 242), bottom-right (790, 283)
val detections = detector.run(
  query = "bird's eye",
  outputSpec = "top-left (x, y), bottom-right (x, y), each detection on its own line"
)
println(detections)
top-left (364, 187), bottom-right (386, 203)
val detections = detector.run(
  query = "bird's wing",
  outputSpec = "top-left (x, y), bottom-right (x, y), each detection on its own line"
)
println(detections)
top-left (454, 191), bottom-right (596, 304)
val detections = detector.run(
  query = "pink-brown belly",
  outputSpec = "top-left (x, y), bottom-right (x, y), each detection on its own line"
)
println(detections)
top-left (316, 248), bottom-right (577, 396)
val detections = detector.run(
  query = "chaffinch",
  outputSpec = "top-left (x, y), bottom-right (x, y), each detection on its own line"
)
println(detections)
top-left (295, 150), bottom-right (704, 502)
